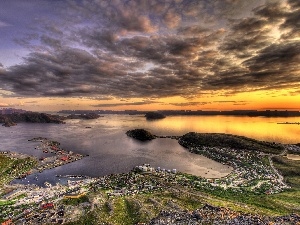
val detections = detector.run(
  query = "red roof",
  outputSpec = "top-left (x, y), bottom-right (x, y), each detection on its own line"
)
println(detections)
top-left (41, 203), bottom-right (54, 209)
top-left (60, 156), bottom-right (68, 161)
top-left (1, 219), bottom-right (14, 225)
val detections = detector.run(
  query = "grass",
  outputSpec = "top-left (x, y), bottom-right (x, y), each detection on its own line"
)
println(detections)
top-left (65, 190), bottom-right (206, 225)
top-left (272, 156), bottom-right (300, 184)
top-left (269, 155), bottom-right (300, 214)
top-left (0, 154), bottom-right (37, 188)
top-left (0, 199), bottom-right (15, 206)
top-left (62, 195), bottom-right (89, 206)
top-left (194, 184), bottom-right (300, 216)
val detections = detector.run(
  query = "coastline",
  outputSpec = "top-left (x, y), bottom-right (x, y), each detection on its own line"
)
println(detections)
top-left (1, 131), bottom-right (300, 224)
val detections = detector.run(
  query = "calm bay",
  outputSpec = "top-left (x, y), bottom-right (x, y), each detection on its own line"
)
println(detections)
top-left (0, 115), bottom-right (299, 186)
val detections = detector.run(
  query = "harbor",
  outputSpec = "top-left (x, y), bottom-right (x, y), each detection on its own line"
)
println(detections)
top-left (16, 137), bottom-right (87, 179)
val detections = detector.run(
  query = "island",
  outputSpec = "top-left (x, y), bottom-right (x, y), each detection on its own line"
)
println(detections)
top-left (145, 111), bottom-right (166, 120)
top-left (126, 129), bottom-right (156, 141)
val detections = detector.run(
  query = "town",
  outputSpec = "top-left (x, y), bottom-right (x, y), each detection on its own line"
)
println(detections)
top-left (1, 135), bottom-right (300, 224)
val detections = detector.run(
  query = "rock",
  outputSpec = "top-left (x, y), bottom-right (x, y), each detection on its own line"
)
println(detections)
top-left (126, 129), bottom-right (156, 141)
top-left (2, 119), bottom-right (17, 127)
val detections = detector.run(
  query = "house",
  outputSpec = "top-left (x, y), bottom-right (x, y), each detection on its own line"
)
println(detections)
top-left (2, 189), bottom-right (25, 200)
top-left (63, 192), bottom-right (86, 199)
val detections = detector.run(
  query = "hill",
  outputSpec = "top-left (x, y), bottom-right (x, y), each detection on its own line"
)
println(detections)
top-left (179, 132), bottom-right (284, 154)
top-left (0, 112), bottom-right (65, 127)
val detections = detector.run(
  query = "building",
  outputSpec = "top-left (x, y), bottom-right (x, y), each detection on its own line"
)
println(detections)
top-left (2, 189), bottom-right (25, 200)
top-left (63, 192), bottom-right (86, 199)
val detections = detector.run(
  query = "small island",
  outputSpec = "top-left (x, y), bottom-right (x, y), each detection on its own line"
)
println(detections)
top-left (145, 112), bottom-right (166, 120)
top-left (126, 129), bottom-right (156, 141)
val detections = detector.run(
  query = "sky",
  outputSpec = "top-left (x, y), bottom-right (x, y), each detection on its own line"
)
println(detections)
top-left (0, 0), bottom-right (299, 112)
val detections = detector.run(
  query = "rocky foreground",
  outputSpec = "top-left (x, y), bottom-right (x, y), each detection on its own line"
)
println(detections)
top-left (150, 204), bottom-right (300, 225)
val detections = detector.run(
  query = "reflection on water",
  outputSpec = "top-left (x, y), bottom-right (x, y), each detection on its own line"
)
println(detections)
top-left (0, 115), bottom-right (299, 186)
top-left (144, 116), bottom-right (300, 144)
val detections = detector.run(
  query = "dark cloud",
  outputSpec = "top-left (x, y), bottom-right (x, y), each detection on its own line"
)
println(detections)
top-left (221, 17), bottom-right (272, 58)
top-left (280, 8), bottom-right (300, 40)
top-left (213, 100), bottom-right (249, 106)
top-left (91, 100), bottom-right (160, 107)
top-left (288, 0), bottom-right (300, 9)
top-left (213, 101), bottom-right (247, 103)
top-left (177, 25), bottom-right (209, 36)
top-left (244, 42), bottom-right (300, 73)
top-left (0, 0), bottom-right (299, 100)
top-left (208, 42), bottom-right (300, 91)
top-left (254, 2), bottom-right (288, 21)
top-left (168, 102), bottom-right (210, 107)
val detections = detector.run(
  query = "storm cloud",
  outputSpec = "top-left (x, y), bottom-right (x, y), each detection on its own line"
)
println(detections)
top-left (0, 0), bottom-right (299, 100)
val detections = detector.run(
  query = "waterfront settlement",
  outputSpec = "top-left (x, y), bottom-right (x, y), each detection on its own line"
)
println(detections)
top-left (0, 132), bottom-right (300, 224)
